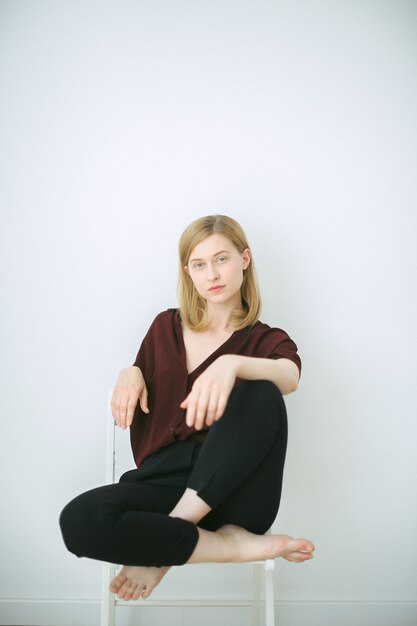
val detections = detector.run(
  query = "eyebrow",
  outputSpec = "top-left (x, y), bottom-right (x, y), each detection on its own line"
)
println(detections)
top-left (189, 249), bottom-right (230, 263)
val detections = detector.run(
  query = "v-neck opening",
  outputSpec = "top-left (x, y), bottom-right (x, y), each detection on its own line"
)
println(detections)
top-left (175, 311), bottom-right (238, 377)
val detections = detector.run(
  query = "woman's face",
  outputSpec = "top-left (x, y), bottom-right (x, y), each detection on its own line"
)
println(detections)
top-left (185, 233), bottom-right (251, 307)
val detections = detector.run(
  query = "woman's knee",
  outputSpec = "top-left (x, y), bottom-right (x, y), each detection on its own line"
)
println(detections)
top-left (227, 380), bottom-right (286, 428)
top-left (59, 497), bottom-right (84, 556)
top-left (59, 488), bottom-right (107, 557)
top-left (231, 379), bottom-right (283, 404)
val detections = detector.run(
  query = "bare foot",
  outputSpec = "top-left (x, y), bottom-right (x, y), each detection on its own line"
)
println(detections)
top-left (109, 565), bottom-right (170, 600)
top-left (216, 525), bottom-right (315, 563)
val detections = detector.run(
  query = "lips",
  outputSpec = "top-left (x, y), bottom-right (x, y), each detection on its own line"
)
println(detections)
top-left (209, 285), bottom-right (225, 292)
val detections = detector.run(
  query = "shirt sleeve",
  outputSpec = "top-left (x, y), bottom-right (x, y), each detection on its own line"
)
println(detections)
top-left (266, 329), bottom-right (302, 376)
top-left (131, 317), bottom-right (157, 381)
top-left (132, 336), bottom-right (147, 371)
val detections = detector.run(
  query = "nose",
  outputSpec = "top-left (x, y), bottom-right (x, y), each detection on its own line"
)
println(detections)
top-left (207, 262), bottom-right (220, 281)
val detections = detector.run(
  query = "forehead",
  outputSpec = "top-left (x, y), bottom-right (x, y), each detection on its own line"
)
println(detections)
top-left (189, 233), bottom-right (235, 260)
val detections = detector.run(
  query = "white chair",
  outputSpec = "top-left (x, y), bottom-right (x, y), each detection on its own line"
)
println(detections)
top-left (101, 387), bottom-right (276, 626)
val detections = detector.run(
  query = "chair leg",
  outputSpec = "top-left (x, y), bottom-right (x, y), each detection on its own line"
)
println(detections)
top-left (251, 563), bottom-right (262, 626)
top-left (264, 559), bottom-right (275, 626)
top-left (101, 563), bottom-right (117, 626)
top-left (101, 388), bottom-right (117, 626)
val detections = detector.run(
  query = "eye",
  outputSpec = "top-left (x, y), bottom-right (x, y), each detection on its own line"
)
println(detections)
top-left (216, 256), bottom-right (227, 263)
top-left (192, 262), bottom-right (204, 270)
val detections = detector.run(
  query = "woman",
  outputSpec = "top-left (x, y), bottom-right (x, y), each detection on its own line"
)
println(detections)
top-left (59, 214), bottom-right (315, 602)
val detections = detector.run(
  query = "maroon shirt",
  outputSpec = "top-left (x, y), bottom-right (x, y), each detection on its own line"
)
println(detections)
top-left (130, 308), bottom-right (301, 468)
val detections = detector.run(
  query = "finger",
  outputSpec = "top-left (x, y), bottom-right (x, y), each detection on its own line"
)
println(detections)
top-left (126, 393), bottom-right (140, 427)
top-left (119, 400), bottom-right (127, 430)
top-left (194, 394), bottom-right (210, 431)
top-left (118, 396), bottom-right (129, 429)
top-left (214, 394), bottom-right (228, 421)
top-left (185, 397), bottom-right (197, 428)
top-left (139, 386), bottom-right (149, 414)
top-left (111, 393), bottom-right (118, 424)
top-left (205, 393), bottom-right (219, 426)
top-left (111, 391), bottom-right (123, 427)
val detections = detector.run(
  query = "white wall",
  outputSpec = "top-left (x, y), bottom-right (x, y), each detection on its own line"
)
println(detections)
top-left (1, 1), bottom-right (416, 624)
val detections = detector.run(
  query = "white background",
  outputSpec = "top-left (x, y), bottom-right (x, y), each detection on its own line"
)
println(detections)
top-left (1, 1), bottom-right (416, 624)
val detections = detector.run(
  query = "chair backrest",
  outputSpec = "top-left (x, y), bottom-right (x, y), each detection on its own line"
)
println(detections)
top-left (106, 387), bottom-right (116, 484)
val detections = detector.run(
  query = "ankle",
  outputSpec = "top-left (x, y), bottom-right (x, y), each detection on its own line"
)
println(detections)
top-left (169, 489), bottom-right (211, 524)
top-left (215, 527), bottom-right (241, 562)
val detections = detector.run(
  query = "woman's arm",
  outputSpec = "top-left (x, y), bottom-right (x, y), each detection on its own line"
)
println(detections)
top-left (181, 354), bottom-right (299, 431)
top-left (227, 354), bottom-right (300, 396)
top-left (112, 366), bottom-right (149, 430)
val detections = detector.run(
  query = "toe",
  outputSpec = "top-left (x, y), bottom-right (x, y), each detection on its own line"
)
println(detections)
top-left (132, 585), bottom-right (143, 600)
top-left (110, 572), bottom-right (127, 593)
top-left (125, 584), bottom-right (137, 601)
top-left (141, 586), bottom-right (152, 599)
top-left (117, 580), bottom-right (132, 599)
top-left (298, 539), bottom-right (315, 552)
top-left (284, 539), bottom-right (314, 555)
top-left (284, 550), bottom-right (314, 563)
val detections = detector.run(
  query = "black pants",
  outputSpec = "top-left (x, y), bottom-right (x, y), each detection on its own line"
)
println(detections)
top-left (59, 380), bottom-right (288, 567)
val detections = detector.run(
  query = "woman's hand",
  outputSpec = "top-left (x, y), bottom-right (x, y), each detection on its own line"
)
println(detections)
top-left (180, 355), bottom-right (238, 431)
top-left (112, 366), bottom-right (149, 430)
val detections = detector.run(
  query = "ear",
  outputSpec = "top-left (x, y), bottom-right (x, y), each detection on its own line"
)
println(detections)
top-left (242, 248), bottom-right (251, 270)
top-left (184, 265), bottom-right (189, 275)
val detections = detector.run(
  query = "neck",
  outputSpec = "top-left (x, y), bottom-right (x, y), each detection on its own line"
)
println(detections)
top-left (206, 298), bottom-right (243, 332)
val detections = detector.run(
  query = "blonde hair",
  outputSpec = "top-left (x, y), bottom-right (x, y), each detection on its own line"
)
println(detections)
top-left (177, 215), bottom-right (261, 331)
